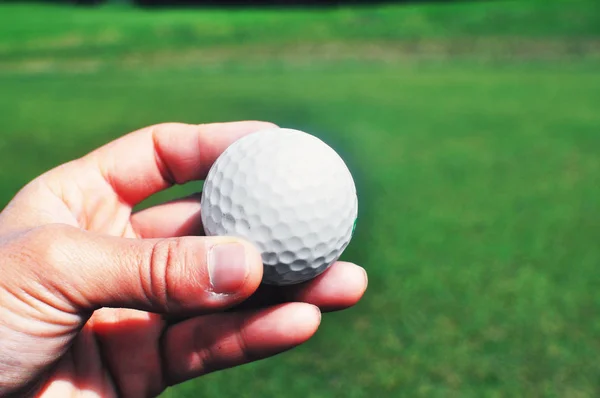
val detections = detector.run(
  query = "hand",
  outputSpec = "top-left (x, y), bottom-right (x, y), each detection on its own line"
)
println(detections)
top-left (0, 122), bottom-right (368, 398)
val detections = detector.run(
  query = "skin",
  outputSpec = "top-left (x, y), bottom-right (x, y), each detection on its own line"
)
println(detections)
top-left (0, 121), bottom-right (368, 398)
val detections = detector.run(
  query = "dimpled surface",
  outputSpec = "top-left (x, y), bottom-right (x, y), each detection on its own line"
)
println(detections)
top-left (200, 128), bottom-right (358, 285)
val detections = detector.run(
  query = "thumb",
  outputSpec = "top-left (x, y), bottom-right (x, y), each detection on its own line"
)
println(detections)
top-left (32, 224), bottom-right (264, 314)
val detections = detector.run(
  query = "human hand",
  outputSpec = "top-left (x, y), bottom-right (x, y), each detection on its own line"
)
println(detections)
top-left (0, 122), bottom-right (367, 397)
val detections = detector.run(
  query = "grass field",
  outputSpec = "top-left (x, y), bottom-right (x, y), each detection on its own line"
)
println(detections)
top-left (1, 0), bottom-right (600, 396)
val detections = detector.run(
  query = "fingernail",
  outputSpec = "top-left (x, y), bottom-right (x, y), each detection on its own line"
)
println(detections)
top-left (312, 305), bottom-right (322, 323)
top-left (208, 243), bottom-right (249, 294)
top-left (360, 266), bottom-right (369, 289)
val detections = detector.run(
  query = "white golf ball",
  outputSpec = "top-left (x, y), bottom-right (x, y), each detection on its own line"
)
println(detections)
top-left (200, 128), bottom-right (358, 285)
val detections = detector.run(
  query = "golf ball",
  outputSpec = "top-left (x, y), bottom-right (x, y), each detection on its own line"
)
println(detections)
top-left (200, 128), bottom-right (358, 285)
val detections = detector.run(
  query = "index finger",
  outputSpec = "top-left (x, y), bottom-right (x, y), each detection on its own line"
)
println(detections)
top-left (87, 121), bottom-right (276, 206)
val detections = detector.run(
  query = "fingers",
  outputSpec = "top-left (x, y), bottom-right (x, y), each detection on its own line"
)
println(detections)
top-left (285, 261), bottom-right (368, 312)
top-left (90, 308), bottom-right (166, 398)
top-left (85, 121), bottom-right (277, 206)
top-left (131, 193), bottom-right (204, 238)
top-left (162, 303), bottom-right (321, 386)
top-left (36, 326), bottom-right (119, 397)
top-left (30, 224), bottom-right (263, 314)
top-left (130, 198), bottom-right (367, 312)
top-left (234, 261), bottom-right (368, 313)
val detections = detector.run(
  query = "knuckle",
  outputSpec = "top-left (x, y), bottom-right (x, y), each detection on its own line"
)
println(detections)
top-left (190, 321), bottom-right (227, 375)
top-left (146, 238), bottom-right (188, 310)
top-left (234, 316), bottom-right (260, 363)
top-left (194, 316), bottom-right (258, 375)
top-left (149, 124), bottom-right (179, 186)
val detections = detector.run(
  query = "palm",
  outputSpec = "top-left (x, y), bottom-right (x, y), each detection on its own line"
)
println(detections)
top-left (3, 122), bottom-right (366, 398)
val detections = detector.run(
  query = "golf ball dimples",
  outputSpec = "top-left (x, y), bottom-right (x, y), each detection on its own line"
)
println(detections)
top-left (201, 128), bottom-right (358, 285)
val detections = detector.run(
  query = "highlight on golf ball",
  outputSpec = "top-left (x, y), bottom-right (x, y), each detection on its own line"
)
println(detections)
top-left (200, 127), bottom-right (358, 286)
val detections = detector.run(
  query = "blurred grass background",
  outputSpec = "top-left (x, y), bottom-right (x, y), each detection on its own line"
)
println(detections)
top-left (1, 0), bottom-right (600, 396)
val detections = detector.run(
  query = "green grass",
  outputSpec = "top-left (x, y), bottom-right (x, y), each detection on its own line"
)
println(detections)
top-left (1, 0), bottom-right (600, 396)
top-left (1, 0), bottom-right (599, 65)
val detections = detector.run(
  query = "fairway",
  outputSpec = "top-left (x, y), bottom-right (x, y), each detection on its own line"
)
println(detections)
top-left (1, 1), bottom-right (599, 397)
